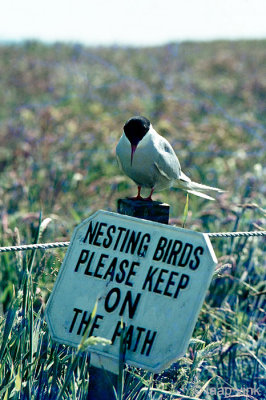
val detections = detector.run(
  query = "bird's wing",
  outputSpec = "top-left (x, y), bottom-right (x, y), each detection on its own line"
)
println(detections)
top-left (154, 137), bottom-right (181, 181)
top-left (116, 153), bottom-right (123, 170)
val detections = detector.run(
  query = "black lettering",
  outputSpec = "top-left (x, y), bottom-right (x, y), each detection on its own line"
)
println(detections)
top-left (94, 253), bottom-right (109, 278)
top-left (103, 257), bottom-right (117, 281)
top-left (120, 229), bottom-right (130, 252)
top-left (189, 246), bottom-right (204, 270)
top-left (125, 261), bottom-right (140, 287)
top-left (93, 222), bottom-right (107, 246)
top-left (111, 321), bottom-right (123, 344)
top-left (167, 240), bottom-right (182, 265)
top-left (105, 288), bottom-right (121, 313)
top-left (153, 236), bottom-right (167, 261)
top-left (132, 327), bottom-right (146, 352)
top-left (174, 274), bottom-right (190, 298)
top-left (83, 221), bottom-right (99, 244)
top-left (162, 239), bottom-right (173, 262)
top-left (125, 230), bottom-right (141, 254)
top-left (69, 308), bottom-right (82, 332)
top-left (89, 314), bottom-right (104, 336)
top-left (141, 330), bottom-right (157, 356)
top-left (178, 243), bottom-right (193, 267)
top-left (137, 233), bottom-right (150, 257)
top-left (103, 225), bottom-right (116, 248)
top-left (119, 291), bottom-right (142, 319)
top-left (142, 266), bottom-right (158, 291)
top-left (77, 311), bottom-right (92, 335)
top-left (74, 249), bottom-right (89, 272)
top-left (125, 325), bottom-right (134, 349)
top-left (153, 268), bottom-right (169, 294)
top-left (84, 251), bottom-right (95, 275)
top-left (116, 259), bottom-right (129, 283)
top-left (113, 227), bottom-right (127, 250)
top-left (164, 271), bottom-right (179, 297)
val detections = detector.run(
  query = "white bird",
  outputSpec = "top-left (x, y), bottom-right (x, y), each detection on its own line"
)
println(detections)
top-left (116, 116), bottom-right (224, 201)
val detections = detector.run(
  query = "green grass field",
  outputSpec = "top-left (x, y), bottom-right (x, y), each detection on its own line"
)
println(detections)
top-left (0, 40), bottom-right (265, 399)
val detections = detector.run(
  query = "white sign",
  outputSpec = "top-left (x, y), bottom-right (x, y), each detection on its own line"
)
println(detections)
top-left (45, 210), bottom-right (217, 373)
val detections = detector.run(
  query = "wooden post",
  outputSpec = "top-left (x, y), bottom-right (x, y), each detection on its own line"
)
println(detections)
top-left (117, 198), bottom-right (170, 225)
top-left (88, 199), bottom-right (169, 399)
top-left (88, 366), bottom-right (117, 400)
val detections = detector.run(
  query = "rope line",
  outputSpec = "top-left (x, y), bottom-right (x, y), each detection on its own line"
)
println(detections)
top-left (0, 242), bottom-right (70, 253)
top-left (0, 231), bottom-right (265, 253)
top-left (207, 231), bottom-right (266, 238)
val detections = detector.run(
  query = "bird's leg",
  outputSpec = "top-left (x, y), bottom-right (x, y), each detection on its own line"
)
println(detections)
top-left (130, 186), bottom-right (143, 200)
top-left (143, 188), bottom-right (154, 201)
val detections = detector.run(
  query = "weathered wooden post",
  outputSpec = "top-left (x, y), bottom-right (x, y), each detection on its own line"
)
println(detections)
top-left (87, 365), bottom-right (117, 400)
top-left (87, 198), bottom-right (170, 399)
top-left (117, 198), bottom-right (170, 225)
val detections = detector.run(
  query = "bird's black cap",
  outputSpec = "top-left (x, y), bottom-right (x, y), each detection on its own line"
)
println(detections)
top-left (123, 116), bottom-right (150, 145)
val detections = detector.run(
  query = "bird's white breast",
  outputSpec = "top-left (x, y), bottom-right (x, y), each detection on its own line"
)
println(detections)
top-left (116, 127), bottom-right (180, 190)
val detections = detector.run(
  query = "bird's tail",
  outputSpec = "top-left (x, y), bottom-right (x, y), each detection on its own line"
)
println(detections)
top-left (177, 173), bottom-right (224, 201)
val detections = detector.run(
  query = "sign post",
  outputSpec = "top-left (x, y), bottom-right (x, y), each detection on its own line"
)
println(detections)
top-left (46, 209), bottom-right (217, 375)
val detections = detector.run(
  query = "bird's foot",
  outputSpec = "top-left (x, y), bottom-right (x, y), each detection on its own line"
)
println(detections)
top-left (128, 186), bottom-right (144, 201)
top-left (128, 187), bottom-right (154, 201)
top-left (142, 188), bottom-right (154, 202)
top-left (129, 195), bottom-right (144, 201)
top-left (142, 196), bottom-right (153, 201)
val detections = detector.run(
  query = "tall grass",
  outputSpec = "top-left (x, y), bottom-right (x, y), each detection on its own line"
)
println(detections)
top-left (0, 40), bottom-right (265, 398)
top-left (0, 205), bottom-right (264, 399)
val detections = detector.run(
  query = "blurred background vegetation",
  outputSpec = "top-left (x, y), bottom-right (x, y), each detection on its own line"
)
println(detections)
top-left (0, 40), bottom-right (265, 221)
top-left (0, 40), bottom-right (265, 399)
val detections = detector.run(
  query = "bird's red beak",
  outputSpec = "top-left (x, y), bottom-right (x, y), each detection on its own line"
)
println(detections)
top-left (131, 144), bottom-right (137, 166)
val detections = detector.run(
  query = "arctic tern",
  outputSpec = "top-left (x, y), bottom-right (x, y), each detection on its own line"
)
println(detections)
top-left (116, 116), bottom-right (223, 201)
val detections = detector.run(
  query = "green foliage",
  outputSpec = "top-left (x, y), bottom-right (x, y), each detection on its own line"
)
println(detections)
top-left (182, 194), bottom-right (189, 228)
top-left (0, 40), bottom-right (265, 399)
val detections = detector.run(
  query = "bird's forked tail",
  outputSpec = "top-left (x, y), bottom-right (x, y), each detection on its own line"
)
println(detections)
top-left (177, 172), bottom-right (224, 200)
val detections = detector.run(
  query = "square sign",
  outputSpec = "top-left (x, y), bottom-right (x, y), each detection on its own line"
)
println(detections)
top-left (45, 210), bottom-right (217, 373)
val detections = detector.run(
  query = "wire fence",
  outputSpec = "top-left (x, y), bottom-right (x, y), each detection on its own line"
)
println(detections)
top-left (0, 231), bottom-right (265, 253)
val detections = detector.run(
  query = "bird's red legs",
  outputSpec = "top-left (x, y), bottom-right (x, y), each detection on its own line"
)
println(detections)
top-left (130, 186), bottom-right (143, 200)
top-left (130, 186), bottom-right (154, 201)
top-left (143, 188), bottom-right (154, 201)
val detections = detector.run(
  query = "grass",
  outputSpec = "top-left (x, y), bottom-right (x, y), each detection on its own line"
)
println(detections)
top-left (0, 39), bottom-right (265, 399)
